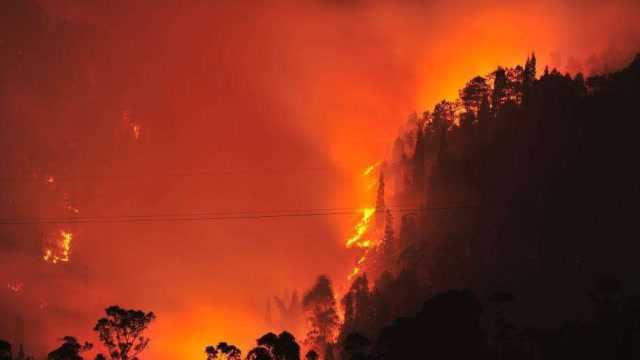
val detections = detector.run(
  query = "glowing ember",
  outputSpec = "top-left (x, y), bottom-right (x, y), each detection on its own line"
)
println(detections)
top-left (124, 109), bottom-right (142, 140)
top-left (63, 193), bottom-right (80, 214)
top-left (43, 230), bottom-right (73, 264)
top-left (7, 282), bottom-right (23, 294)
top-left (65, 204), bottom-right (80, 214)
top-left (131, 123), bottom-right (142, 140)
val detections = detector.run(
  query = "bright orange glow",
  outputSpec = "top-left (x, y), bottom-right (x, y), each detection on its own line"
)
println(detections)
top-left (347, 267), bottom-right (360, 280)
top-left (131, 123), bottom-right (142, 140)
top-left (362, 162), bottom-right (381, 177)
top-left (345, 162), bottom-right (383, 280)
top-left (4, 2), bottom-right (640, 358)
top-left (43, 230), bottom-right (73, 264)
top-left (345, 207), bottom-right (376, 249)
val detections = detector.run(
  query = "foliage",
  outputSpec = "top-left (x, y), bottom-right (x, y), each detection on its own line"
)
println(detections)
top-left (47, 337), bottom-right (92, 360)
top-left (93, 306), bottom-right (155, 360)
top-left (302, 276), bottom-right (340, 353)
top-left (0, 340), bottom-right (11, 360)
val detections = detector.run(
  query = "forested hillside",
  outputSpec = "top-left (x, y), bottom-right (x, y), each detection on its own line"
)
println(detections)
top-left (327, 53), bottom-right (640, 360)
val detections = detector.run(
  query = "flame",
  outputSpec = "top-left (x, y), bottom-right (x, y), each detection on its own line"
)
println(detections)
top-left (362, 161), bottom-right (381, 177)
top-left (131, 123), bottom-right (142, 140)
top-left (345, 162), bottom-right (383, 279)
top-left (43, 230), bottom-right (73, 264)
top-left (345, 207), bottom-right (375, 248)
top-left (348, 267), bottom-right (360, 280)
top-left (39, 172), bottom-right (80, 263)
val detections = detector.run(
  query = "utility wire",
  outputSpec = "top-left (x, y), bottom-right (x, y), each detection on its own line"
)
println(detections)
top-left (0, 205), bottom-right (479, 225)
top-left (0, 166), bottom-right (349, 183)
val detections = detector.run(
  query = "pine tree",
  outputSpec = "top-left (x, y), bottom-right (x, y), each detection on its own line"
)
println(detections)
top-left (382, 210), bottom-right (395, 272)
top-left (375, 171), bottom-right (386, 232)
top-left (492, 67), bottom-right (507, 111)
top-left (523, 53), bottom-right (537, 104)
top-left (303, 276), bottom-right (340, 353)
top-left (477, 94), bottom-right (491, 145)
top-left (413, 125), bottom-right (425, 196)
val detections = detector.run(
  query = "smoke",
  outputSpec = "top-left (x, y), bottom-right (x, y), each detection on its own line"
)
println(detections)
top-left (1, 0), bottom-right (639, 358)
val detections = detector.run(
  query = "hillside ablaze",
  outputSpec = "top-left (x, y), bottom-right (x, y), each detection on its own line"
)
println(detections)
top-left (345, 162), bottom-right (384, 280)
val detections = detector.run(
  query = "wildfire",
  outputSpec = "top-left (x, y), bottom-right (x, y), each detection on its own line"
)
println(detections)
top-left (345, 207), bottom-right (375, 248)
top-left (43, 230), bottom-right (73, 264)
top-left (362, 161), bottom-right (381, 176)
top-left (348, 267), bottom-right (360, 280)
top-left (345, 162), bottom-right (384, 280)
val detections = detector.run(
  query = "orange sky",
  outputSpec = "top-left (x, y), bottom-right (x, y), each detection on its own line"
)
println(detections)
top-left (1, 0), bottom-right (639, 358)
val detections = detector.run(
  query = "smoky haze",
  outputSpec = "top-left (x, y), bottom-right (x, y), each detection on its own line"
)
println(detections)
top-left (1, 0), bottom-right (639, 358)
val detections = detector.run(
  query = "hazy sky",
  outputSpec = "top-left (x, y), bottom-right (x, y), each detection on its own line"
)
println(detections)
top-left (1, 0), bottom-right (639, 358)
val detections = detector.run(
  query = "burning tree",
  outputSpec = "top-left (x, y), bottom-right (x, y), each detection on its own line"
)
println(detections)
top-left (93, 306), bottom-right (155, 360)
top-left (302, 276), bottom-right (340, 355)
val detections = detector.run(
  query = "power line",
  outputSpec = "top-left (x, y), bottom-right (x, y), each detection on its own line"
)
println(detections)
top-left (0, 205), bottom-right (479, 225)
top-left (0, 166), bottom-right (351, 183)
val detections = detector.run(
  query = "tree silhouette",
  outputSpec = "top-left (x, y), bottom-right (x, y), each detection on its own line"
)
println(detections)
top-left (323, 344), bottom-right (335, 360)
top-left (245, 347), bottom-right (272, 360)
top-left (0, 340), bottom-right (11, 360)
top-left (460, 76), bottom-right (490, 115)
top-left (303, 350), bottom-right (318, 360)
top-left (492, 67), bottom-right (507, 110)
top-left (381, 210), bottom-right (395, 272)
top-left (340, 275), bottom-right (372, 339)
top-left (204, 342), bottom-right (241, 360)
top-left (412, 123), bottom-right (425, 195)
top-left (374, 171), bottom-right (386, 231)
top-left (47, 337), bottom-right (92, 360)
top-left (375, 290), bottom-right (486, 359)
top-left (205, 345), bottom-right (218, 360)
top-left (256, 331), bottom-right (299, 360)
top-left (218, 343), bottom-right (241, 360)
top-left (302, 276), bottom-right (340, 354)
top-left (341, 333), bottom-right (370, 360)
top-left (93, 306), bottom-right (155, 360)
